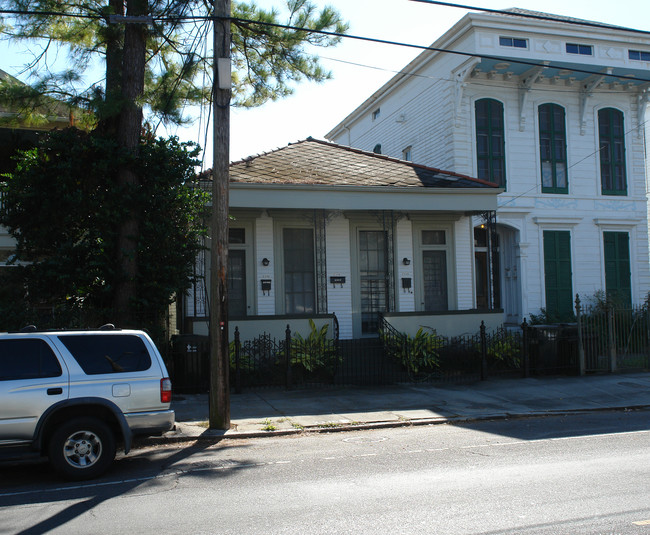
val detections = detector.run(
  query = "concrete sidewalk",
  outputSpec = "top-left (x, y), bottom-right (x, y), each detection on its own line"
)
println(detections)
top-left (157, 372), bottom-right (650, 442)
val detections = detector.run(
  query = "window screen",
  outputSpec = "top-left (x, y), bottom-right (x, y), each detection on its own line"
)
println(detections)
top-left (58, 334), bottom-right (152, 375)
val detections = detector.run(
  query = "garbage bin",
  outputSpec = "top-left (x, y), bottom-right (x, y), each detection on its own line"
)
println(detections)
top-left (528, 325), bottom-right (559, 374)
top-left (557, 323), bottom-right (579, 374)
top-left (170, 334), bottom-right (210, 393)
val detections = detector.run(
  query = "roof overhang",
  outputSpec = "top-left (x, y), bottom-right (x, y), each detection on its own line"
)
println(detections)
top-left (230, 183), bottom-right (500, 212)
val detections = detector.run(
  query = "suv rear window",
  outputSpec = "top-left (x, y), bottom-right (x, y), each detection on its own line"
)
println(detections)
top-left (58, 334), bottom-right (152, 375)
top-left (0, 339), bottom-right (62, 381)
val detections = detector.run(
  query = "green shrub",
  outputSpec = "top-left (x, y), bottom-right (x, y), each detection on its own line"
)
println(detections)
top-left (381, 326), bottom-right (444, 374)
top-left (288, 319), bottom-right (339, 373)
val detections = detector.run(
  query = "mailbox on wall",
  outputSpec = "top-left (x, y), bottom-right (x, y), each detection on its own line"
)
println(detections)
top-left (261, 279), bottom-right (272, 295)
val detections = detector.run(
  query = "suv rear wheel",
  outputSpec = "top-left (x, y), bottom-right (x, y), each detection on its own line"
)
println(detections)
top-left (48, 418), bottom-right (116, 480)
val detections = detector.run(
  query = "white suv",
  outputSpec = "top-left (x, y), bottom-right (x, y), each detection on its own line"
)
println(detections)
top-left (0, 326), bottom-right (175, 480)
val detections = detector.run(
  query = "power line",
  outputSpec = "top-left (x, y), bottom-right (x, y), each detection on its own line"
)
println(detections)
top-left (408, 0), bottom-right (650, 37)
top-left (227, 16), bottom-right (650, 85)
top-left (2, 8), bottom-right (650, 85)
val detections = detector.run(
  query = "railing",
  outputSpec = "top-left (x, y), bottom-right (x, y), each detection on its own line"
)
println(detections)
top-left (576, 296), bottom-right (650, 373)
top-left (167, 302), bottom-right (650, 393)
top-left (168, 320), bottom-right (526, 393)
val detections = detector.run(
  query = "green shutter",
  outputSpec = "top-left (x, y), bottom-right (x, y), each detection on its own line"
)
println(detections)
top-left (475, 99), bottom-right (506, 188)
top-left (539, 103), bottom-right (568, 194)
top-left (599, 108), bottom-right (627, 195)
top-left (543, 231), bottom-right (573, 321)
top-left (604, 231), bottom-right (631, 307)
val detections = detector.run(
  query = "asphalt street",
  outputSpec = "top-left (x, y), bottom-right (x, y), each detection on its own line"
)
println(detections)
top-left (2, 410), bottom-right (649, 534)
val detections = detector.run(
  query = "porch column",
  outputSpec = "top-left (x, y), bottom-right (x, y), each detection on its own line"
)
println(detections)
top-left (485, 210), bottom-right (498, 310)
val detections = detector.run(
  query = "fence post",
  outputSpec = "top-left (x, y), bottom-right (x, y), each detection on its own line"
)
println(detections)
top-left (521, 318), bottom-right (530, 378)
top-left (234, 327), bottom-right (242, 394)
top-left (285, 324), bottom-right (292, 390)
top-left (480, 321), bottom-right (488, 381)
top-left (575, 295), bottom-right (585, 376)
top-left (607, 305), bottom-right (617, 373)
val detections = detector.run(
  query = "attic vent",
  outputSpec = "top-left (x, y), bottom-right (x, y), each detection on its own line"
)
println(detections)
top-left (566, 43), bottom-right (592, 55)
top-left (373, 144), bottom-right (382, 154)
top-left (629, 49), bottom-right (650, 61)
top-left (499, 36), bottom-right (527, 49)
top-left (372, 108), bottom-right (381, 121)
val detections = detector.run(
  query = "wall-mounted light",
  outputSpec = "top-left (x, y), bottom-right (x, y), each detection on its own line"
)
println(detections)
top-left (402, 257), bottom-right (411, 266)
top-left (261, 258), bottom-right (270, 266)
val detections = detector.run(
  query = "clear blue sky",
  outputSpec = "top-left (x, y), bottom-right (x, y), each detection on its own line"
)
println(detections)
top-left (3, 0), bottom-right (650, 168)
top-left (210, 0), bottom-right (650, 165)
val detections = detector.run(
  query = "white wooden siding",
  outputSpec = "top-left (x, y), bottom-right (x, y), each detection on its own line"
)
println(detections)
top-left (329, 19), bottom-right (650, 319)
top-left (325, 214), bottom-right (353, 340)
top-left (255, 214), bottom-right (275, 315)
top-left (395, 218), bottom-right (415, 312)
top-left (455, 217), bottom-right (474, 310)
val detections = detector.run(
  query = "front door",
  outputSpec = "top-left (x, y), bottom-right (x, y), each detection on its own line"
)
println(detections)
top-left (359, 230), bottom-right (388, 335)
top-left (283, 228), bottom-right (316, 314)
top-left (500, 227), bottom-right (521, 324)
top-left (228, 250), bottom-right (247, 317)
top-left (543, 230), bottom-right (573, 321)
top-left (423, 250), bottom-right (448, 311)
top-left (603, 231), bottom-right (631, 307)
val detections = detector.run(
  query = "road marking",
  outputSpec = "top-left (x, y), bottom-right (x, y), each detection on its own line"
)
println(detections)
top-left (633, 520), bottom-right (650, 526)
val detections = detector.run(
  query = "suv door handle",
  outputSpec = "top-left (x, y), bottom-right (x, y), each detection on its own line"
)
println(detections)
top-left (47, 387), bottom-right (63, 395)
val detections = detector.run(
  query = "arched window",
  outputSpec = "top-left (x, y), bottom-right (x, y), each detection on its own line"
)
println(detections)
top-left (475, 99), bottom-right (506, 188)
top-left (538, 103), bottom-right (568, 194)
top-left (598, 108), bottom-right (627, 195)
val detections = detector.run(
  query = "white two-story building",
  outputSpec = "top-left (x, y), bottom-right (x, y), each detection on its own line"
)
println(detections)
top-left (327, 8), bottom-right (650, 324)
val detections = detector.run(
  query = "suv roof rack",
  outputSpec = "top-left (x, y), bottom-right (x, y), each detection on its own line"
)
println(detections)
top-left (9, 324), bottom-right (122, 334)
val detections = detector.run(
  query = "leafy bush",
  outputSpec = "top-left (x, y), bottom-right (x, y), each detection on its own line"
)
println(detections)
top-left (288, 319), bottom-right (339, 373)
top-left (0, 129), bottom-right (209, 332)
top-left (485, 329), bottom-right (521, 368)
top-left (381, 326), bottom-right (444, 374)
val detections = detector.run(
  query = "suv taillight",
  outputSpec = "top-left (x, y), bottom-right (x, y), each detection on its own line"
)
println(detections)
top-left (161, 378), bottom-right (172, 403)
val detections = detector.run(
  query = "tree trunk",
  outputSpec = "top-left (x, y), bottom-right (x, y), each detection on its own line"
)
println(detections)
top-left (113, 0), bottom-right (147, 326)
top-left (100, 0), bottom-right (126, 137)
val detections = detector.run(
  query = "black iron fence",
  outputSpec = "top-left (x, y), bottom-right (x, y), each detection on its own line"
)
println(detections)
top-left (167, 299), bottom-right (650, 393)
top-left (167, 320), bottom-right (531, 393)
top-left (576, 297), bottom-right (650, 373)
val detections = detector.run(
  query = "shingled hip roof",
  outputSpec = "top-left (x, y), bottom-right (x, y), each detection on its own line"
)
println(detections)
top-left (228, 138), bottom-right (498, 190)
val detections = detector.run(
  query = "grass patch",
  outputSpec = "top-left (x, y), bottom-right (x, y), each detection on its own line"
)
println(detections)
top-left (316, 422), bottom-right (341, 429)
top-left (261, 419), bottom-right (277, 432)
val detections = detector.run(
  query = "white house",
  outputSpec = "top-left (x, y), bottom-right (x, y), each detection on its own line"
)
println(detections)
top-left (183, 138), bottom-right (502, 340)
top-left (326, 8), bottom-right (650, 324)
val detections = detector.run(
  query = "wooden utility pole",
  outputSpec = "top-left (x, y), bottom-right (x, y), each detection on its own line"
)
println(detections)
top-left (209, 0), bottom-right (231, 430)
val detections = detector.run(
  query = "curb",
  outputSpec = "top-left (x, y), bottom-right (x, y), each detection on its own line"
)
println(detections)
top-left (133, 404), bottom-right (650, 448)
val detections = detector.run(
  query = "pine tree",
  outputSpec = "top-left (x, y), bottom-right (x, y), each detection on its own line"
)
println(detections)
top-left (0, 0), bottom-right (347, 324)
